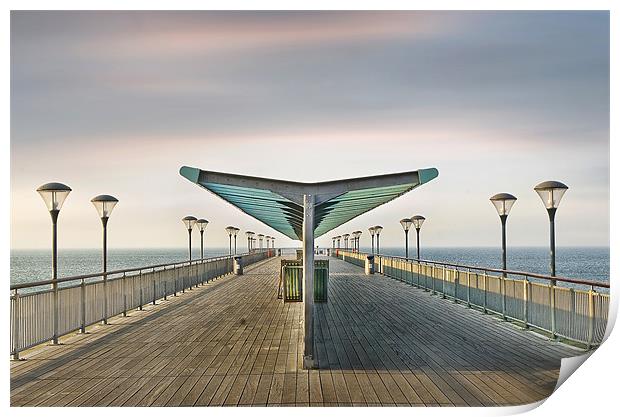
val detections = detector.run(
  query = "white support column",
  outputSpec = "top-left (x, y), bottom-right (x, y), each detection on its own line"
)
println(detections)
top-left (303, 193), bottom-right (315, 369)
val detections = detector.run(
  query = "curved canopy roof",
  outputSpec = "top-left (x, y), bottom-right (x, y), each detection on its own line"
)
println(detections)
top-left (180, 166), bottom-right (439, 241)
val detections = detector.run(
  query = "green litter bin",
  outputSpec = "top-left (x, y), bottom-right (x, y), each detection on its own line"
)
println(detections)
top-left (278, 259), bottom-right (329, 303)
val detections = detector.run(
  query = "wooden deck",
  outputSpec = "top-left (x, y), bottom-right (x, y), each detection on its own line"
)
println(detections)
top-left (10, 256), bottom-right (580, 406)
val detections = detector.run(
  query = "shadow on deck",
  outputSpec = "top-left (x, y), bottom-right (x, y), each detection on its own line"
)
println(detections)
top-left (11, 256), bottom-right (581, 406)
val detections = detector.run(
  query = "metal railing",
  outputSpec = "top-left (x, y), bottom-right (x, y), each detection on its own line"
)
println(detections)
top-left (334, 250), bottom-right (609, 349)
top-left (10, 250), bottom-right (276, 359)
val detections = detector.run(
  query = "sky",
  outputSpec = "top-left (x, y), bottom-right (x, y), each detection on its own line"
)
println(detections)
top-left (10, 11), bottom-right (609, 250)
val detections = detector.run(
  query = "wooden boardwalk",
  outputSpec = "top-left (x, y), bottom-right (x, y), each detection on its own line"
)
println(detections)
top-left (10, 256), bottom-right (580, 406)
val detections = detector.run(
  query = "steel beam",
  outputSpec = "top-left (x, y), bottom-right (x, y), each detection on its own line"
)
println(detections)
top-left (303, 193), bottom-right (315, 369)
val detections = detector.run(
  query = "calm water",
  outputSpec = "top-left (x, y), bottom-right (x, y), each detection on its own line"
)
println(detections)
top-left (361, 246), bottom-right (610, 285)
top-left (10, 246), bottom-right (609, 287)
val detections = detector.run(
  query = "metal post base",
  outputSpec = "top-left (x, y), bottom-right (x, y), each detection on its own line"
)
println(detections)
top-left (303, 355), bottom-right (315, 369)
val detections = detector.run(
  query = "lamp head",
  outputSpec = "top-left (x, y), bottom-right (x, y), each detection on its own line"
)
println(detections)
top-left (196, 219), bottom-right (209, 232)
top-left (182, 216), bottom-right (198, 230)
top-left (90, 194), bottom-right (119, 219)
top-left (37, 182), bottom-right (72, 212)
top-left (400, 218), bottom-right (413, 231)
top-left (411, 215), bottom-right (426, 230)
top-left (534, 181), bottom-right (568, 210)
top-left (490, 193), bottom-right (517, 217)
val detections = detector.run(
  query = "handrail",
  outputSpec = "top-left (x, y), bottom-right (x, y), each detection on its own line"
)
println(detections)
top-left (10, 251), bottom-right (271, 291)
top-left (336, 250), bottom-right (609, 289)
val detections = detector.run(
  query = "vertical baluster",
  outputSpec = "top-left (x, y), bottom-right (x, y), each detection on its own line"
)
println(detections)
top-left (454, 269), bottom-right (459, 303)
top-left (11, 290), bottom-right (20, 360)
top-left (501, 272), bottom-right (506, 320)
top-left (139, 270), bottom-right (143, 311)
top-left (174, 266), bottom-right (178, 296)
top-left (523, 276), bottom-right (529, 328)
top-left (587, 285), bottom-right (595, 349)
top-left (441, 266), bottom-right (446, 299)
top-left (123, 272), bottom-right (127, 317)
top-left (466, 268), bottom-right (471, 308)
top-left (550, 282), bottom-right (556, 339)
top-left (152, 279), bottom-right (156, 305)
top-left (80, 279), bottom-right (87, 332)
top-left (483, 271), bottom-right (488, 314)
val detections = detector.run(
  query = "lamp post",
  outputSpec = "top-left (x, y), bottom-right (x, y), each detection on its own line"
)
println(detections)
top-left (246, 231), bottom-right (254, 252)
top-left (353, 231), bottom-right (362, 252)
top-left (374, 226), bottom-right (383, 254)
top-left (332, 237), bottom-right (336, 251)
top-left (411, 215), bottom-right (426, 260)
top-left (225, 226), bottom-right (237, 256)
top-left (369, 227), bottom-right (376, 254)
top-left (182, 216), bottom-right (197, 261)
top-left (91, 195), bottom-right (119, 325)
top-left (257, 234), bottom-right (264, 251)
top-left (196, 219), bottom-right (209, 260)
top-left (489, 194), bottom-right (517, 276)
top-left (400, 218), bottom-right (413, 258)
top-left (233, 227), bottom-right (239, 254)
top-left (534, 181), bottom-right (568, 283)
top-left (37, 182), bottom-right (72, 345)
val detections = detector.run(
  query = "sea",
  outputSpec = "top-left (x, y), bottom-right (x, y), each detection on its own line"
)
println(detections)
top-left (11, 246), bottom-right (609, 289)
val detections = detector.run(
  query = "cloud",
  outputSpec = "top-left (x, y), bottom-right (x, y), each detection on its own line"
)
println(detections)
top-left (10, 11), bottom-right (609, 249)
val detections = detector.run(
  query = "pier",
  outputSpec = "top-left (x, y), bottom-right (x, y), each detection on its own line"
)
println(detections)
top-left (11, 255), bottom-right (582, 406)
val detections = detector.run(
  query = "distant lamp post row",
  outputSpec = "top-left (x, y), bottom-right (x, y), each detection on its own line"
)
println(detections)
top-left (331, 230), bottom-right (362, 253)
top-left (37, 183), bottom-right (119, 336)
top-left (490, 181), bottom-right (568, 281)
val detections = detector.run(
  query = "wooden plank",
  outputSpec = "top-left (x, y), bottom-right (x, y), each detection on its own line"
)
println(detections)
top-left (10, 256), bottom-right (576, 407)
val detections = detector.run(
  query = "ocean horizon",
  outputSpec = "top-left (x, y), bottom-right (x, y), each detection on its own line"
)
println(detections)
top-left (11, 246), bottom-right (609, 287)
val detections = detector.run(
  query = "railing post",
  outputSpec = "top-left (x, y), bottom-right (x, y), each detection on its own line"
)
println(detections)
top-left (550, 283), bottom-right (556, 339)
top-left (164, 280), bottom-right (167, 301)
top-left (53, 281), bottom-right (59, 344)
top-left (152, 279), bottom-right (156, 305)
top-left (441, 266), bottom-right (446, 299)
top-left (523, 277), bottom-right (529, 328)
top-left (11, 290), bottom-right (20, 360)
top-left (587, 285), bottom-right (595, 349)
top-left (102, 272), bottom-right (108, 325)
top-left (174, 266), bottom-right (178, 296)
top-left (123, 272), bottom-right (127, 317)
top-left (501, 273), bottom-right (506, 321)
top-left (139, 270), bottom-right (143, 310)
top-left (483, 271), bottom-right (488, 314)
top-left (569, 287), bottom-right (576, 336)
top-left (466, 269), bottom-right (471, 308)
top-left (80, 279), bottom-right (87, 332)
top-left (428, 264), bottom-right (432, 293)
top-left (454, 269), bottom-right (459, 303)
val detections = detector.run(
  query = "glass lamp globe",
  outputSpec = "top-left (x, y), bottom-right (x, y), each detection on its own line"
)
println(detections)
top-left (489, 193), bottom-right (517, 216)
top-left (411, 215), bottom-right (426, 229)
top-left (196, 219), bottom-right (209, 231)
top-left (400, 218), bottom-right (413, 231)
top-left (182, 216), bottom-right (198, 230)
top-left (91, 195), bottom-right (119, 218)
top-left (37, 182), bottom-right (72, 212)
top-left (534, 181), bottom-right (568, 209)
